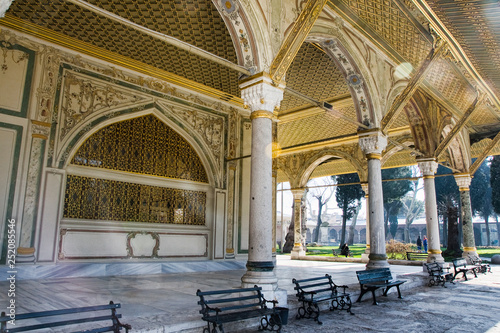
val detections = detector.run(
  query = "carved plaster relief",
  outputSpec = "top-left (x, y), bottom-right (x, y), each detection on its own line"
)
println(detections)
top-left (59, 70), bottom-right (146, 140)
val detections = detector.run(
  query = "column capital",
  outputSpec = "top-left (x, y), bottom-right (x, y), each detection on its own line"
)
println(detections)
top-left (31, 120), bottom-right (51, 140)
top-left (240, 72), bottom-right (285, 113)
top-left (358, 129), bottom-right (387, 157)
top-left (417, 157), bottom-right (438, 176)
top-left (290, 188), bottom-right (307, 200)
top-left (454, 173), bottom-right (471, 190)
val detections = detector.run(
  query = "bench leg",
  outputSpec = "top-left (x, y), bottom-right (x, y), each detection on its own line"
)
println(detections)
top-left (330, 295), bottom-right (354, 315)
top-left (296, 302), bottom-right (322, 325)
top-left (370, 289), bottom-right (378, 305)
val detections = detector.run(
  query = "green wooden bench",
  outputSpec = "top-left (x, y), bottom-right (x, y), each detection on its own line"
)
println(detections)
top-left (197, 285), bottom-right (285, 333)
top-left (355, 268), bottom-right (406, 305)
top-left (0, 301), bottom-right (130, 333)
top-left (292, 274), bottom-right (353, 325)
top-left (406, 251), bottom-right (428, 260)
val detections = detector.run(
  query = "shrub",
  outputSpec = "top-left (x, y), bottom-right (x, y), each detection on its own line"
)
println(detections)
top-left (386, 239), bottom-right (413, 260)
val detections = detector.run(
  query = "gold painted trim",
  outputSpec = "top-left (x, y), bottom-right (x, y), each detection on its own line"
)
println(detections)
top-left (269, 0), bottom-right (328, 83)
top-left (294, 243), bottom-right (302, 246)
top-left (1, 16), bottom-right (244, 107)
top-left (31, 120), bottom-right (51, 127)
top-left (366, 153), bottom-right (381, 160)
top-left (463, 247), bottom-right (476, 252)
top-left (250, 110), bottom-right (274, 120)
top-left (225, 249), bottom-right (234, 254)
top-left (458, 187), bottom-right (469, 192)
top-left (32, 133), bottom-right (48, 140)
top-left (423, 175), bottom-right (435, 179)
top-left (428, 249), bottom-right (442, 254)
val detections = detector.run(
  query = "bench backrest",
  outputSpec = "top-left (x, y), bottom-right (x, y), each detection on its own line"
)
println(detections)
top-left (0, 301), bottom-right (126, 333)
top-left (424, 262), bottom-right (442, 273)
top-left (356, 268), bottom-right (393, 284)
top-left (196, 286), bottom-right (266, 318)
top-left (292, 274), bottom-right (336, 296)
top-left (453, 258), bottom-right (468, 267)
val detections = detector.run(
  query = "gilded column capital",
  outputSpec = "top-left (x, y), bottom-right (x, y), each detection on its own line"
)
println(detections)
top-left (31, 120), bottom-right (51, 140)
top-left (454, 173), bottom-right (471, 191)
top-left (358, 130), bottom-right (387, 157)
top-left (417, 157), bottom-right (438, 177)
top-left (239, 72), bottom-right (284, 114)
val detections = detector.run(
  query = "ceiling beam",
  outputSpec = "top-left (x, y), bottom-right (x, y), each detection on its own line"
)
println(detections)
top-left (381, 39), bottom-right (446, 132)
top-left (434, 92), bottom-right (485, 158)
top-left (469, 132), bottom-right (500, 175)
top-left (269, 0), bottom-right (328, 84)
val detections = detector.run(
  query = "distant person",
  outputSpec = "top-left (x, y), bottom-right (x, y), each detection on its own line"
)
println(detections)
top-left (416, 236), bottom-right (422, 251)
top-left (423, 236), bottom-right (428, 253)
top-left (340, 243), bottom-right (350, 257)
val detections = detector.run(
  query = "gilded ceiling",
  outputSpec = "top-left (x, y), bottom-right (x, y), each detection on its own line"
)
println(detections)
top-left (2, 0), bottom-right (500, 181)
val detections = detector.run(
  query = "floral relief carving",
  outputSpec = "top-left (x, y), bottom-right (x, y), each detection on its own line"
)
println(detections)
top-left (59, 71), bottom-right (145, 140)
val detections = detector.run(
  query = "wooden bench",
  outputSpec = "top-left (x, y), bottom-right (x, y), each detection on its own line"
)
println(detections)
top-left (468, 255), bottom-right (491, 274)
top-left (196, 285), bottom-right (285, 333)
top-left (406, 251), bottom-right (428, 260)
top-left (355, 268), bottom-right (405, 305)
top-left (292, 274), bottom-right (353, 325)
top-left (452, 258), bottom-right (478, 281)
top-left (424, 262), bottom-right (454, 287)
top-left (0, 301), bottom-right (130, 333)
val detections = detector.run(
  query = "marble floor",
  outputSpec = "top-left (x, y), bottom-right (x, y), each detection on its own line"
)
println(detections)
top-left (2, 256), bottom-right (495, 332)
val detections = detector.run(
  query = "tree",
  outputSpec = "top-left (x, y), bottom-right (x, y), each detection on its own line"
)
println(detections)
top-left (490, 155), bottom-right (500, 243)
top-left (307, 177), bottom-right (335, 243)
top-left (435, 165), bottom-right (460, 256)
top-left (335, 173), bottom-right (364, 247)
top-left (382, 167), bottom-right (413, 238)
top-left (470, 159), bottom-right (493, 245)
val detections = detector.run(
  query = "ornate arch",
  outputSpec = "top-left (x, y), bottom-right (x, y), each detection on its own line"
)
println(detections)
top-left (58, 107), bottom-right (217, 186)
top-left (298, 147), bottom-right (366, 188)
top-left (212, 0), bottom-right (271, 73)
top-left (306, 35), bottom-right (377, 127)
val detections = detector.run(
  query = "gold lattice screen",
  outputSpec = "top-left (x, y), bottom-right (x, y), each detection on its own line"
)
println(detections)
top-left (71, 114), bottom-right (208, 183)
top-left (63, 175), bottom-right (206, 225)
top-left (64, 115), bottom-right (209, 225)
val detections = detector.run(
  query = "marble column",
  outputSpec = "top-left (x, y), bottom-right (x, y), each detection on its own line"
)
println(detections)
top-left (239, 73), bottom-right (284, 295)
top-left (291, 188), bottom-right (307, 259)
top-left (272, 168), bottom-right (277, 261)
top-left (20, 121), bottom-right (50, 250)
top-left (225, 161), bottom-right (237, 259)
top-left (454, 173), bottom-right (478, 261)
top-left (417, 158), bottom-right (444, 263)
top-left (358, 130), bottom-right (389, 269)
top-left (361, 183), bottom-right (370, 262)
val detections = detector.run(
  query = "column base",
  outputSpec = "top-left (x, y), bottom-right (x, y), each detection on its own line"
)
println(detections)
top-left (427, 250), bottom-right (445, 264)
top-left (366, 253), bottom-right (389, 269)
top-left (290, 245), bottom-right (306, 259)
top-left (462, 248), bottom-right (478, 263)
top-left (241, 270), bottom-right (278, 289)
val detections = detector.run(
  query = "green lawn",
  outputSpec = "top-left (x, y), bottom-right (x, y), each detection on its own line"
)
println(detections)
top-left (305, 245), bottom-right (366, 257)
top-left (299, 245), bottom-right (500, 260)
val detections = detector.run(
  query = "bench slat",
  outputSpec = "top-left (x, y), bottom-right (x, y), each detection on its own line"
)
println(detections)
top-left (0, 304), bottom-right (120, 322)
top-left (201, 293), bottom-right (260, 306)
top-left (5, 314), bottom-right (119, 333)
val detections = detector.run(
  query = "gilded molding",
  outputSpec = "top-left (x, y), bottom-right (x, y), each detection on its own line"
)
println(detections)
top-left (250, 110), bottom-right (274, 120)
top-left (269, 0), bottom-right (328, 83)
